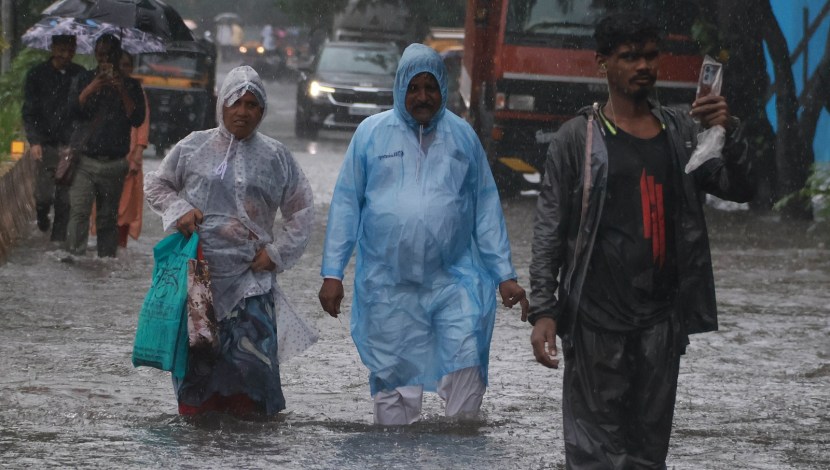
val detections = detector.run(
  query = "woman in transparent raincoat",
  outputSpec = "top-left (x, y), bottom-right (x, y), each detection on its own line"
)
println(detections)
top-left (319, 44), bottom-right (528, 425)
top-left (145, 66), bottom-right (317, 417)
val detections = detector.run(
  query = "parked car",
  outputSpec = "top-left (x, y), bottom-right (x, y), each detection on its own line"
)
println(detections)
top-left (295, 41), bottom-right (400, 138)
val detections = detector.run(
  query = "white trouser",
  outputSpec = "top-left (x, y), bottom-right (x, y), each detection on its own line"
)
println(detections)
top-left (373, 366), bottom-right (485, 425)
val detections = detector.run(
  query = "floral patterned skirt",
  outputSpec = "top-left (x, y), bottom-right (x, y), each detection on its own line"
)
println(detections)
top-left (173, 294), bottom-right (286, 416)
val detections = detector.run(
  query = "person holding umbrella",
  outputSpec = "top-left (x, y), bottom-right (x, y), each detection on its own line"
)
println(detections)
top-left (65, 33), bottom-right (145, 257)
top-left (88, 50), bottom-right (149, 248)
top-left (22, 34), bottom-right (85, 241)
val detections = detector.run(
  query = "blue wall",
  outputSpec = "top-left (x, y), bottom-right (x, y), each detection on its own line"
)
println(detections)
top-left (766, 0), bottom-right (830, 163)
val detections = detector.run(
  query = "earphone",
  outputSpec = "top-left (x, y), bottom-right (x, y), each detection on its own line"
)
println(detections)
top-left (600, 63), bottom-right (607, 71)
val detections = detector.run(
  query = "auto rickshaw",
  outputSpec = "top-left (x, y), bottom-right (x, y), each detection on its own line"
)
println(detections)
top-left (133, 40), bottom-right (218, 157)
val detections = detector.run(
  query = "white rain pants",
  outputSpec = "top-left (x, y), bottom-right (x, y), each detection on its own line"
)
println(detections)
top-left (372, 366), bottom-right (485, 425)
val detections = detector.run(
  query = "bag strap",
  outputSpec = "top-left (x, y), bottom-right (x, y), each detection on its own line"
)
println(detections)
top-left (580, 109), bottom-right (595, 221)
top-left (572, 107), bottom-right (595, 254)
top-left (566, 104), bottom-right (597, 294)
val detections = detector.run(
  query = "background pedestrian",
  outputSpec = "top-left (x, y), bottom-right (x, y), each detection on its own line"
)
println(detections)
top-left (65, 34), bottom-right (145, 257)
top-left (22, 34), bottom-right (84, 241)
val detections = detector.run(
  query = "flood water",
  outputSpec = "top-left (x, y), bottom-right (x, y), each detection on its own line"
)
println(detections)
top-left (1, 71), bottom-right (828, 469)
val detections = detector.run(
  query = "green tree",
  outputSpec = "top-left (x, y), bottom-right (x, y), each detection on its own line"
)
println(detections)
top-left (0, 48), bottom-right (48, 160)
top-left (6, 0), bottom-right (54, 55)
top-left (276, 0), bottom-right (465, 35)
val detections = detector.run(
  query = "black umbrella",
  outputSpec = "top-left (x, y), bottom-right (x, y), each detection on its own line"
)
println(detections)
top-left (41, 0), bottom-right (193, 42)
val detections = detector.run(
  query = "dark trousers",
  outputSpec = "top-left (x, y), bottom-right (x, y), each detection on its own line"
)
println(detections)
top-left (562, 318), bottom-right (681, 470)
top-left (66, 155), bottom-right (128, 257)
top-left (34, 144), bottom-right (70, 241)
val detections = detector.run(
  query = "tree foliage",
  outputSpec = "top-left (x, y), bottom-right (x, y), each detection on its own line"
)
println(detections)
top-left (0, 48), bottom-right (49, 160)
top-left (275, 0), bottom-right (466, 32)
top-left (165, 0), bottom-right (292, 27)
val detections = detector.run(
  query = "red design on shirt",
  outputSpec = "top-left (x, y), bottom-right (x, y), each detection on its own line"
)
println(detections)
top-left (640, 169), bottom-right (666, 267)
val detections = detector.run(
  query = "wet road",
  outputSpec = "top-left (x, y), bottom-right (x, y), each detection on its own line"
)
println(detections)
top-left (0, 65), bottom-right (828, 469)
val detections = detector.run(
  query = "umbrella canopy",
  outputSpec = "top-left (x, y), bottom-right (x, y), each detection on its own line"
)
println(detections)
top-left (22, 16), bottom-right (167, 54)
top-left (42, 0), bottom-right (193, 42)
top-left (213, 12), bottom-right (242, 24)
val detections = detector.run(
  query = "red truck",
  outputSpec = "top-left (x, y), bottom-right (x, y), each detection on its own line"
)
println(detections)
top-left (460, 0), bottom-right (703, 196)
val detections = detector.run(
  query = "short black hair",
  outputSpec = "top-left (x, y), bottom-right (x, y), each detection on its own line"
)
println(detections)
top-left (594, 12), bottom-right (661, 55)
top-left (95, 33), bottom-right (122, 63)
top-left (51, 35), bottom-right (76, 46)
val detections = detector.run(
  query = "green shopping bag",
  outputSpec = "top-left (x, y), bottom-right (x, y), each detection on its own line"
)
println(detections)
top-left (132, 232), bottom-right (199, 379)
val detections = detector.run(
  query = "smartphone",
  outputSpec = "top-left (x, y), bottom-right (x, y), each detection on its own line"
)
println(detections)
top-left (696, 61), bottom-right (722, 99)
top-left (100, 63), bottom-right (114, 78)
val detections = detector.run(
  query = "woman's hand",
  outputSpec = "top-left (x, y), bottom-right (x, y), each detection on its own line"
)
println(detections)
top-left (251, 248), bottom-right (276, 272)
top-left (176, 208), bottom-right (203, 237)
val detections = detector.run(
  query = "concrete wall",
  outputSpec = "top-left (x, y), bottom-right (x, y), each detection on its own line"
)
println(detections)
top-left (0, 155), bottom-right (35, 263)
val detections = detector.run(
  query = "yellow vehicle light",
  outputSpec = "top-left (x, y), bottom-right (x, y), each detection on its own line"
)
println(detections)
top-left (498, 157), bottom-right (537, 174)
top-left (257, 46), bottom-right (265, 54)
top-left (136, 75), bottom-right (206, 90)
top-left (309, 81), bottom-right (335, 98)
top-left (10, 140), bottom-right (25, 160)
top-left (239, 46), bottom-right (248, 54)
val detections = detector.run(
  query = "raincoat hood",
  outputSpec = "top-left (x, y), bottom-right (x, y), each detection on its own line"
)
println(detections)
top-left (393, 43), bottom-right (448, 134)
top-left (216, 65), bottom-right (268, 138)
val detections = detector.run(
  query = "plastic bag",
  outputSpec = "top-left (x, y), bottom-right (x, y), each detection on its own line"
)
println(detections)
top-left (686, 55), bottom-right (725, 174)
top-left (186, 250), bottom-right (218, 350)
top-left (132, 232), bottom-right (199, 378)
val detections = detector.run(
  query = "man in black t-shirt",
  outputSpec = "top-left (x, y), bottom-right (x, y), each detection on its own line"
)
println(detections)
top-left (22, 35), bottom-right (85, 241)
top-left (527, 13), bottom-right (755, 468)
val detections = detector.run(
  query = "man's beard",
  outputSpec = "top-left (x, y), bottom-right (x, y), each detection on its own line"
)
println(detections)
top-left (628, 74), bottom-right (656, 100)
top-left (629, 86), bottom-right (653, 100)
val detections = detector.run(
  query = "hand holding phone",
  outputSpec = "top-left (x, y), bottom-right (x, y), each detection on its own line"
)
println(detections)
top-left (100, 63), bottom-right (114, 79)
top-left (695, 56), bottom-right (722, 100)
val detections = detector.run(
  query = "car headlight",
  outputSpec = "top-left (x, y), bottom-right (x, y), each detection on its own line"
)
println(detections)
top-left (257, 46), bottom-right (265, 54)
top-left (239, 46), bottom-right (248, 54)
top-left (308, 81), bottom-right (336, 98)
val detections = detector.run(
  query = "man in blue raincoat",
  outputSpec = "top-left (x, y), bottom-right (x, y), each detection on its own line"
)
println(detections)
top-left (319, 43), bottom-right (529, 425)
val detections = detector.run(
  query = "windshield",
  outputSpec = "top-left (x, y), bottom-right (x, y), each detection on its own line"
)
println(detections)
top-left (317, 46), bottom-right (399, 76)
top-left (506, 0), bottom-right (698, 39)
top-left (135, 52), bottom-right (203, 79)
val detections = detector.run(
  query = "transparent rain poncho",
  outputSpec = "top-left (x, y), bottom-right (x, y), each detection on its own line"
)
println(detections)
top-left (145, 66), bottom-right (318, 361)
top-left (321, 44), bottom-right (517, 395)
